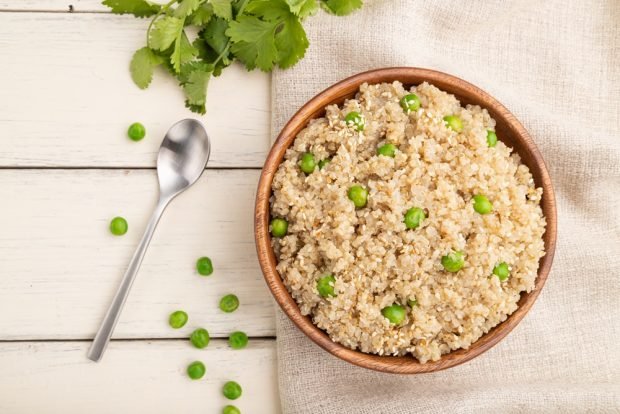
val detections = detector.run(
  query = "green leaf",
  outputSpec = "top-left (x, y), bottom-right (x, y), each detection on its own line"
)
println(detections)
top-left (285, 0), bottom-right (318, 17)
top-left (170, 33), bottom-right (183, 73)
top-left (178, 61), bottom-right (213, 83)
top-left (180, 32), bottom-right (199, 64)
top-left (182, 69), bottom-right (212, 114)
top-left (129, 47), bottom-right (164, 89)
top-left (210, 0), bottom-right (233, 20)
top-left (245, 0), bottom-right (289, 20)
top-left (149, 16), bottom-right (185, 51)
top-left (275, 14), bottom-right (308, 68)
top-left (170, 31), bottom-right (198, 73)
top-left (175, 0), bottom-right (203, 18)
top-left (231, 0), bottom-right (247, 15)
top-left (244, 0), bottom-right (308, 69)
top-left (189, 3), bottom-right (214, 25)
top-left (196, 44), bottom-right (228, 76)
top-left (102, 0), bottom-right (160, 17)
top-left (320, 0), bottom-right (362, 16)
top-left (192, 36), bottom-right (210, 59)
top-left (226, 16), bottom-right (279, 71)
top-left (202, 17), bottom-right (231, 63)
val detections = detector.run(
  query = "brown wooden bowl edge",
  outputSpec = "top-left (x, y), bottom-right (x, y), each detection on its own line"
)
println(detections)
top-left (255, 67), bottom-right (558, 374)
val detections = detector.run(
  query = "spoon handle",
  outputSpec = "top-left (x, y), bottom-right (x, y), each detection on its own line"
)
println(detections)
top-left (87, 195), bottom-right (171, 362)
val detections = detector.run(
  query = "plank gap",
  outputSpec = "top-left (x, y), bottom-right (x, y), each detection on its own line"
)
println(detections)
top-left (0, 166), bottom-right (265, 171)
top-left (0, 336), bottom-right (278, 343)
top-left (0, 9), bottom-right (110, 13)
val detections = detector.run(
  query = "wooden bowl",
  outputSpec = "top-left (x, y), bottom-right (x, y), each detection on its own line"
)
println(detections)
top-left (255, 67), bottom-right (557, 374)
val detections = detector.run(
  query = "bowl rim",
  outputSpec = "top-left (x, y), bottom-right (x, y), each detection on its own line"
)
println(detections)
top-left (254, 67), bottom-right (557, 374)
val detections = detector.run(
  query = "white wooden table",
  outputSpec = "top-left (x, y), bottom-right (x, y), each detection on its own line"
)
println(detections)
top-left (0, 2), bottom-right (280, 412)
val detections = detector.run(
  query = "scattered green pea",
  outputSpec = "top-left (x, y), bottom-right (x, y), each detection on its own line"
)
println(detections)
top-left (168, 310), bottom-right (188, 329)
top-left (493, 262), bottom-right (510, 281)
top-left (223, 406), bottom-right (241, 414)
top-left (109, 216), bottom-right (128, 236)
top-left (400, 93), bottom-right (421, 113)
top-left (127, 122), bottom-right (146, 141)
top-left (377, 143), bottom-right (397, 157)
top-left (196, 256), bottom-right (213, 276)
top-left (229, 331), bottom-right (249, 349)
top-left (473, 194), bottom-right (493, 214)
top-left (299, 152), bottom-right (316, 174)
top-left (219, 294), bottom-right (239, 313)
top-left (348, 185), bottom-right (368, 208)
top-left (186, 361), bottom-right (205, 380)
top-left (441, 251), bottom-right (464, 273)
top-left (404, 207), bottom-right (426, 229)
top-left (443, 115), bottom-right (463, 132)
top-left (270, 218), bottom-right (288, 238)
top-left (381, 304), bottom-right (406, 325)
top-left (317, 274), bottom-right (336, 298)
top-left (318, 158), bottom-right (331, 170)
top-left (407, 298), bottom-right (418, 308)
top-left (487, 130), bottom-right (498, 147)
top-left (190, 328), bottom-right (210, 349)
top-left (344, 111), bottom-right (365, 131)
top-left (222, 381), bottom-right (242, 400)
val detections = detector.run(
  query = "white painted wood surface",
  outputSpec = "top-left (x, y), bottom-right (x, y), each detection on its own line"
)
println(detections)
top-left (0, 340), bottom-right (279, 413)
top-left (0, 12), bottom-right (271, 167)
top-left (0, 169), bottom-right (275, 339)
top-left (0, 0), bottom-right (128, 11)
top-left (0, 3), bottom-right (280, 412)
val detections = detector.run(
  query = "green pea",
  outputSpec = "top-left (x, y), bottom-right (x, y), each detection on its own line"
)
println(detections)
top-left (381, 304), bottom-right (406, 325)
top-left (473, 194), bottom-right (493, 214)
top-left (493, 262), bottom-right (510, 281)
top-left (299, 152), bottom-right (316, 174)
top-left (487, 130), bottom-right (498, 147)
top-left (318, 158), bottom-right (331, 170)
top-left (109, 216), bottom-right (128, 236)
top-left (186, 361), bottom-right (205, 380)
top-left (168, 310), bottom-right (188, 329)
top-left (190, 328), bottom-right (210, 349)
top-left (219, 294), bottom-right (239, 313)
top-left (348, 185), bottom-right (368, 208)
top-left (222, 381), bottom-right (242, 400)
top-left (407, 298), bottom-right (418, 308)
top-left (443, 115), bottom-right (463, 132)
top-left (400, 93), bottom-right (421, 113)
top-left (344, 111), bottom-right (365, 131)
top-left (196, 256), bottom-right (213, 276)
top-left (127, 122), bottom-right (146, 141)
top-left (229, 331), bottom-right (249, 350)
top-left (377, 143), bottom-right (397, 157)
top-left (404, 207), bottom-right (426, 229)
top-left (317, 274), bottom-right (336, 298)
top-left (441, 251), bottom-right (464, 273)
top-left (223, 406), bottom-right (241, 414)
top-left (270, 218), bottom-right (288, 238)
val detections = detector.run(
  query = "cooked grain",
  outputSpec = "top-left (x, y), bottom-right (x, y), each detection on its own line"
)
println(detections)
top-left (270, 81), bottom-right (546, 362)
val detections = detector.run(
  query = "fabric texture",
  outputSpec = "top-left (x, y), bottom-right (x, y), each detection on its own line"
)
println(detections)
top-left (271, 1), bottom-right (620, 412)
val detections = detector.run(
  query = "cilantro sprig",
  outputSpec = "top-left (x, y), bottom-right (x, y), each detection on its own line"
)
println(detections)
top-left (104, 0), bottom-right (363, 114)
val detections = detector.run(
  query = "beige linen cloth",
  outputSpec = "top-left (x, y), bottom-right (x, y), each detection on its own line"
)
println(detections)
top-left (270, 1), bottom-right (620, 412)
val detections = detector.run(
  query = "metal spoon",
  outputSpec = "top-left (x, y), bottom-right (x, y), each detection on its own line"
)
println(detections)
top-left (87, 119), bottom-right (210, 362)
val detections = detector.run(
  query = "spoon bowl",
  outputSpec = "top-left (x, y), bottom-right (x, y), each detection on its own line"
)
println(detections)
top-left (88, 119), bottom-right (210, 362)
top-left (158, 119), bottom-right (211, 196)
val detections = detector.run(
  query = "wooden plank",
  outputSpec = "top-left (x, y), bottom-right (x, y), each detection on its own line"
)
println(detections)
top-left (0, 0), bottom-right (125, 11)
top-left (0, 12), bottom-right (271, 168)
top-left (0, 169), bottom-right (275, 339)
top-left (0, 339), bottom-right (279, 413)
